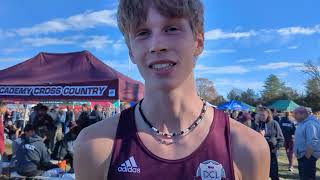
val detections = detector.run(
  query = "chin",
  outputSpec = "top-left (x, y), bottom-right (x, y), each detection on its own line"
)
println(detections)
top-left (146, 79), bottom-right (183, 91)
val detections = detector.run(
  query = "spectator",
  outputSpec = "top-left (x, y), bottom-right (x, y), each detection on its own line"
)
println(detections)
top-left (252, 110), bottom-right (265, 133)
top-left (89, 104), bottom-right (104, 125)
top-left (257, 107), bottom-right (284, 180)
top-left (12, 124), bottom-right (35, 160)
top-left (65, 106), bottom-right (75, 133)
top-left (4, 108), bottom-right (11, 122)
top-left (48, 105), bottom-right (60, 125)
top-left (16, 127), bottom-right (58, 177)
top-left (11, 108), bottom-right (22, 129)
top-left (54, 109), bottom-right (65, 146)
top-left (22, 104), bottom-right (30, 127)
top-left (105, 105), bottom-right (114, 118)
top-left (230, 110), bottom-right (239, 119)
top-left (236, 111), bottom-right (243, 121)
top-left (33, 105), bottom-right (56, 152)
top-left (293, 106), bottom-right (320, 180)
top-left (77, 104), bottom-right (91, 130)
top-left (271, 109), bottom-right (281, 123)
top-left (4, 120), bottom-right (18, 140)
top-left (237, 112), bottom-right (252, 128)
top-left (29, 103), bottom-right (43, 125)
top-left (52, 123), bottom-right (80, 171)
top-left (0, 101), bottom-right (7, 160)
top-left (306, 107), bottom-right (313, 115)
top-left (279, 111), bottom-right (296, 172)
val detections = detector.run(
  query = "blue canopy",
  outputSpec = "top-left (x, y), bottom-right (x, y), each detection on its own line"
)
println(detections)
top-left (217, 100), bottom-right (250, 111)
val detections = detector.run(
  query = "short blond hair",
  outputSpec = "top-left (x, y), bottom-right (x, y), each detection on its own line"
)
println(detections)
top-left (117, 0), bottom-right (204, 46)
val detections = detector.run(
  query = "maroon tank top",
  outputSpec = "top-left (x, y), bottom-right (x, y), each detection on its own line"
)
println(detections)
top-left (108, 106), bottom-right (235, 180)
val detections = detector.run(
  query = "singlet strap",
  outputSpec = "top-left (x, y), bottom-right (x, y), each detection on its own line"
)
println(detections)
top-left (210, 108), bottom-right (235, 179)
top-left (224, 110), bottom-right (235, 179)
top-left (115, 106), bottom-right (137, 139)
top-left (108, 106), bottom-right (137, 168)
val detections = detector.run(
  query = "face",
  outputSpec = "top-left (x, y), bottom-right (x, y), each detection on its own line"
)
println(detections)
top-left (257, 110), bottom-right (268, 122)
top-left (293, 111), bottom-right (306, 122)
top-left (38, 109), bottom-right (47, 116)
top-left (128, 7), bottom-right (204, 90)
top-left (82, 106), bottom-right (88, 111)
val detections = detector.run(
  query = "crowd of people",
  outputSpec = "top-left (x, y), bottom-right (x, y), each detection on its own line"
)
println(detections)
top-left (228, 105), bottom-right (320, 180)
top-left (0, 101), bottom-right (127, 178)
top-left (1, 99), bottom-right (320, 179)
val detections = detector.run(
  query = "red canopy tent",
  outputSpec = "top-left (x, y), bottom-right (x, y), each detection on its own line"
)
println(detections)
top-left (0, 50), bottom-right (144, 103)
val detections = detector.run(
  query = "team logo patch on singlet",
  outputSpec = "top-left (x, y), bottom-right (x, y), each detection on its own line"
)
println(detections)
top-left (196, 160), bottom-right (226, 180)
top-left (117, 156), bottom-right (141, 173)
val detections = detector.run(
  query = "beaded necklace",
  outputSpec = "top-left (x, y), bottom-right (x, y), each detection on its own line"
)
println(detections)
top-left (138, 99), bottom-right (207, 145)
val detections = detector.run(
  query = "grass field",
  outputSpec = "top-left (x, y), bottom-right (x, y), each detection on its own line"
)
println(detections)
top-left (277, 149), bottom-right (320, 179)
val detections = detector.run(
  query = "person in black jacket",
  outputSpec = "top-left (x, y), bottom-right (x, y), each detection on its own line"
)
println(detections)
top-left (271, 109), bottom-right (281, 123)
top-left (33, 105), bottom-right (56, 152)
top-left (89, 104), bottom-right (104, 125)
top-left (51, 124), bottom-right (81, 172)
top-left (257, 107), bottom-right (284, 180)
top-left (280, 111), bottom-right (296, 172)
top-left (77, 104), bottom-right (91, 130)
top-left (16, 125), bottom-right (58, 177)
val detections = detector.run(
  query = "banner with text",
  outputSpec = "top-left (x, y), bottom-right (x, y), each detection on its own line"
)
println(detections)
top-left (0, 81), bottom-right (118, 100)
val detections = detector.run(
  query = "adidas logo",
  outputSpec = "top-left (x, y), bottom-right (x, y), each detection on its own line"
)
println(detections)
top-left (117, 156), bottom-right (141, 173)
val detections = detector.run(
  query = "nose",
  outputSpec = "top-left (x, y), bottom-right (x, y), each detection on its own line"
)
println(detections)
top-left (149, 33), bottom-right (168, 53)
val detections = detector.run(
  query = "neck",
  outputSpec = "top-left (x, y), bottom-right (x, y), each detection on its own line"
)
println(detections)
top-left (141, 77), bottom-right (204, 133)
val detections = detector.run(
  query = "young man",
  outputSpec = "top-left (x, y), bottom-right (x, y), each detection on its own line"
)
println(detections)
top-left (33, 105), bottom-right (56, 151)
top-left (76, 104), bottom-right (91, 130)
top-left (257, 107), bottom-right (284, 180)
top-left (89, 104), bottom-right (104, 125)
top-left (12, 124), bottom-right (37, 159)
top-left (74, 1), bottom-right (270, 179)
top-left (293, 106), bottom-right (320, 180)
top-left (279, 111), bottom-right (296, 171)
top-left (16, 126), bottom-right (58, 177)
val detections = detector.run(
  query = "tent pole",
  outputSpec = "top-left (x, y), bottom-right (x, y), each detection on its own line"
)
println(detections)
top-left (117, 99), bottom-right (121, 113)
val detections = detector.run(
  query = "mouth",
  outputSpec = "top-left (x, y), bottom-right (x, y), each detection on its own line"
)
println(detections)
top-left (148, 62), bottom-right (177, 71)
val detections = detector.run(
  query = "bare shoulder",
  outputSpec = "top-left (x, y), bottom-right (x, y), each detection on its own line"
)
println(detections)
top-left (229, 119), bottom-right (270, 180)
top-left (74, 114), bottom-right (121, 180)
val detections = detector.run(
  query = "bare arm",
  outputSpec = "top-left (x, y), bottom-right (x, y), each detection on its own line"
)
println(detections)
top-left (230, 119), bottom-right (270, 180)
top-left (74, 114), bottom-right (120, 180)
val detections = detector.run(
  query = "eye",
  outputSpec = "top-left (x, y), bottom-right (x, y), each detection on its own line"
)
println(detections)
top-left (165, 26), bottom-right (179, 33)
top-left (135, 30), bottom-right (150, 39)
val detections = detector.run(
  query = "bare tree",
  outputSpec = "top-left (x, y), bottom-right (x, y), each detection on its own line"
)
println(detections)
top-left (196, 78), bottom-right (218, 101)
top-left (303, 60), bottom-right (320, 84)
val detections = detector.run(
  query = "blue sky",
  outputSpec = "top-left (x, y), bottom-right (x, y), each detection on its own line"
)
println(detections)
top-left (0, 0), bottom-right (319, 97)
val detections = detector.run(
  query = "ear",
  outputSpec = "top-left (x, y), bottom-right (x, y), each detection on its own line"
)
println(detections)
top-left (194, 32), bottom-right (204, 57)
